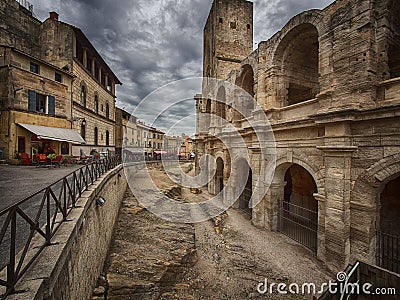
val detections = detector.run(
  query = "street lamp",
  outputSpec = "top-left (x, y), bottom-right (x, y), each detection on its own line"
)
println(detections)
top-left (73, 117), bottom-right (86, 126)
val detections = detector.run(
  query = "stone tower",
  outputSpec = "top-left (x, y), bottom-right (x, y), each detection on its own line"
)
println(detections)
top-left (203, 0), bottom-right (253, 81)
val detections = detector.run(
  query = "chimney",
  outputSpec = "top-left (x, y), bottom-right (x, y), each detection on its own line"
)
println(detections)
top-left (49, 11), bottom-right (59, 21)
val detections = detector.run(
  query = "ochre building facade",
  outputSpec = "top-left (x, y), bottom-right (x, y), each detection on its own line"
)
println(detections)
top-left (195, 0), bottom-right (400, 273)
top-left (0, 0), bottom-right (121, 161)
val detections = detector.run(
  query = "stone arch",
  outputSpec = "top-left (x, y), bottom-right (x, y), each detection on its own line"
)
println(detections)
top-left (352, 154), bottom-right (400, 206)
top-left (207, 151), bottom-right (226, 195)
top-left (274, 153), bottom-right (324, 195)
top-left (235, 157), bottom-right (253, 216)
top-left (272, 23), bottom-right (320, 106)
top-left (265, 10), bottom-right (323, 108)
top-left (269, 10), bottom-right (324, 61)
top-left (350, 153), bottom-right (400, 263)
top-left (266, 154), bottom-right (322, 253)
top-left (235, 64), bottom-right (255, 114)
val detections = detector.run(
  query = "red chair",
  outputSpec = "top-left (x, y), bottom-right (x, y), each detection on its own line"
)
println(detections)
top-left (50, 155), bottom-right (63, 167)
top-left (20, 153), bottom-right (30, 166)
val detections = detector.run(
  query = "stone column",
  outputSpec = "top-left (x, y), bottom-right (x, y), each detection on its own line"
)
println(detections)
top-left (318, 145), bottom-right (356, 272)
top-left (314, 193), bottom-right (327, 264)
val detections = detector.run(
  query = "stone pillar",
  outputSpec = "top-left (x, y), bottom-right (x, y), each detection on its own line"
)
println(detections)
top-left (250, 150), bottom-right (263, 227)
top-left (318, 145), bottom-right (356, 272)
top-left (266, 182), bottom-right (285, 231)
top-left (314, 193), bottom-right (327, 264)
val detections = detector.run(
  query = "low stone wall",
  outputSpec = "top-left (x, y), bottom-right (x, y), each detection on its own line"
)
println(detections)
top-left (8, 164), bottom-right (127, 300)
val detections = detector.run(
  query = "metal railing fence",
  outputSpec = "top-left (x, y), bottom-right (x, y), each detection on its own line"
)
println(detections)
top-left (0, 156), bottom-right (120, 298)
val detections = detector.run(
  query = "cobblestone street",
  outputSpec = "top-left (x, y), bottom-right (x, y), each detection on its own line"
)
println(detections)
top-left (97, 165), bottom-right (334, 300)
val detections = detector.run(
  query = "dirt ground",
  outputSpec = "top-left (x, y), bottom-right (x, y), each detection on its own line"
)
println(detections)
top-left (100, 164), bottom-right (334, 300)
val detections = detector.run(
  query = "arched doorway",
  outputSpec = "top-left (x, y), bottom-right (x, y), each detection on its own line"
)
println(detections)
top-left (215, 157), bottom-right (224, 194)
top-left (376, 175), bottom-right (400, 273)
top-left (278, 164), bottom-right (318, 252)
top-left (237, 159), bottom-right (252, 216)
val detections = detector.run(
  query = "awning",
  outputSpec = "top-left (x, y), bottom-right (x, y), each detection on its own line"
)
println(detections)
top-left (18, 123), bottom-right (85, 144)
top-left (154, 150), bottom-right (167, 154)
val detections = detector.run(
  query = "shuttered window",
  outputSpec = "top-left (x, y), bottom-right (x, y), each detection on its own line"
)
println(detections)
top-left (27, 90), bottom-right (56, 115)
top-left (28, 90), bottom-right (36, 112)
top-left (48, 96), bottom-right (55, 115)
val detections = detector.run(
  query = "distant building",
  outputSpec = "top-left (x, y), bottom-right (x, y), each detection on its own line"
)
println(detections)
top-left (136, 121), bottom-right (151, 157)
top-left (148, 128), bottom-right (165, 159)
top-left (164, 135), bottom-right (182, 157)
top-left (115, 107), bottom-right (137, 155)
top-left (179, 136), bottom-right (194, 160)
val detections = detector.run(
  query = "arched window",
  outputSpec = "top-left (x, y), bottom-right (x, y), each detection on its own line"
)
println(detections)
top-left (94, 94), bottom-right (99, 113)
top-left (81, 123), bottom-right (86, 140)
top-left (106, 102), bottom-right (110, 119)
top-left (106, 130), bottom-right (110, 146)
top-left (274, 24), bottom-right (319, 106)
top-left (94, 127), bottom-right (98, 145)
top-left (80, 84), bottom-right (87, 107)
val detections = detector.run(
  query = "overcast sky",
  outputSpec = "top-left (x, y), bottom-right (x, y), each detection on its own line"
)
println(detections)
top-left (29, 0), bottom-right (334, 136)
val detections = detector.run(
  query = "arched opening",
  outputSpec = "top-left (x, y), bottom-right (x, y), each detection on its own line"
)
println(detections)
top-left (205, 98), bottom-right (211, 128)
top-left (215, 157), bottom-right (224, 195)
top-left (274, 24), bottom-right (319, 106)
top-left (106, 102), bottom-right (110, 119)
top-left (237, 159), bottom-right (252, 217)
top-left (388, 43), bottom-right (400, 79)
top-left (236, 64), bottom-right (255, 114)
top-left (216, 87), bottom-right (226, 125)
top-left (94, 94), bottom-right (99, 113)
top-left (106, 130), bottom-right (110, 146)
top-left (376, 175), bottom-right (400, 273)
top-left (278, 164), bottom-right (318, 252)
top-left (80, 84), bottom-right (87, 107)
top-left (94, 127), bottom-right (98, 146)
top-left (80, 123), bottom-right (86, 141)
top-left (388, 0), bottom-right (400, 79)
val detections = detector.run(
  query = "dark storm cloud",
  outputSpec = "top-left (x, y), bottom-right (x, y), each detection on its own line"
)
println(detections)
top-left (30, 0), bottom-right (334, 135)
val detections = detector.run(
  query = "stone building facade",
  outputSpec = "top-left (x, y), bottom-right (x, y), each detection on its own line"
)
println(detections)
top-left (0, 0), bottom-right (121, 160)
top-left (196, 0), bottom-right (400, 273)
top-left (39, 12), bottom-right (121, 156)
top-left (0, 45), bottom-right (75, 162)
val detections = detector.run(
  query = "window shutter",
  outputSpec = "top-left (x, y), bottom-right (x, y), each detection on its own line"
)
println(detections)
top-left (48, 96), bottom-right (55, 115)
top-left (28, 90), bottom-right (36, 111)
